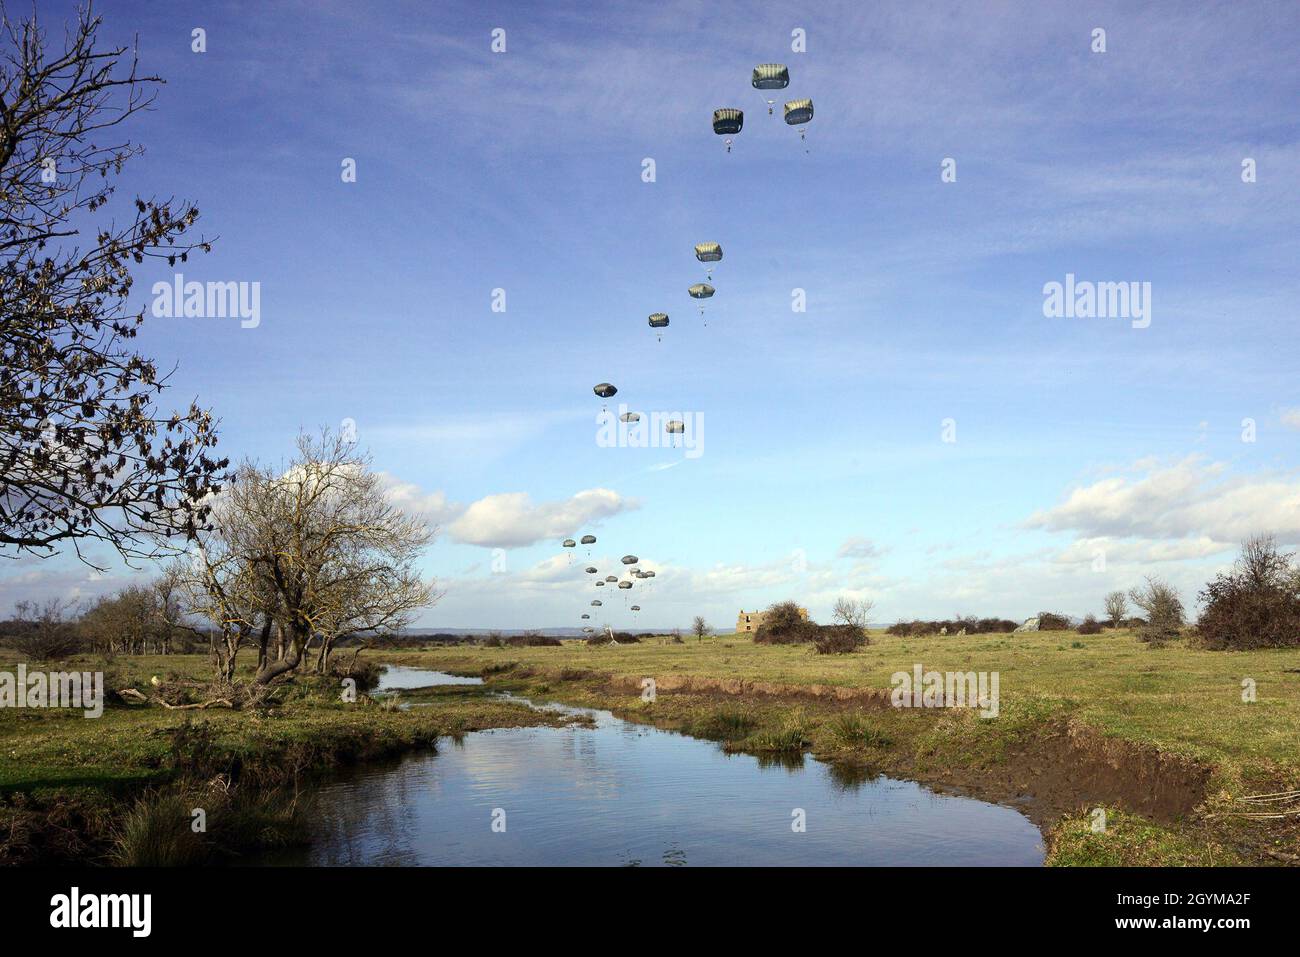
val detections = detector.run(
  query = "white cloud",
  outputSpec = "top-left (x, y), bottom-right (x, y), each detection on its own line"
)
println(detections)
top-left (837, 536), bottom-right (884, 559)
top-left (1025, 456), bottom-right (1300, 544)
top-left (447, 488), bottom-right (637, 549)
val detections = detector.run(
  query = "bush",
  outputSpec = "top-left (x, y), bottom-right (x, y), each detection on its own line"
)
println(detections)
top-left (1037, 612), bottom-right (1072, 631)
top-left (885, 617), bottom-right (1016, 636)
top-left (1128, 578), bottom-right (1184, 645)
top-left (812, 624), bottom-right (867, 654)
top-left (753, 601), bottom-right (818, 644)
top-left (1195, 535), bottom-right (1300, 650)
top-left (1076, 614), bottom-right (1103, 635)
top-left (505, 632), bottom-right (561, 647)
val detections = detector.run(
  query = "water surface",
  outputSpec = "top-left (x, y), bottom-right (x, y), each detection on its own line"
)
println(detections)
top-left (274, 697), bottom-right (1044, 866)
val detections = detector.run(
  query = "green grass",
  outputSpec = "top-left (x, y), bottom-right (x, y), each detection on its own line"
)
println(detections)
top-left (395, 628), bottom-right (1300, 785)
top-left (0, 651), bottom-right (583, 863)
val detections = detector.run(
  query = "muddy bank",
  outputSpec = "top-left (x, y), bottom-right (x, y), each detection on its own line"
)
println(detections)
top-left (518, 667), bottom-right (1212, 830)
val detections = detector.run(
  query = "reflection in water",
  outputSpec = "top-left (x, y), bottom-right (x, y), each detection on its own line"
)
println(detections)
top-left (265, 699), bottom-right (1045, 867)
top-left (375, 665), bottom-right (483, 691)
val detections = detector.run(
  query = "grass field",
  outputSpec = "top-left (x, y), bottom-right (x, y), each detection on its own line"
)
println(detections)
top-left (0, 650), bottom-right (580, 864)
top-left (384, 627), bottom-right (1300, 865)
top-left (2, 628), bottom-right (1297, 866)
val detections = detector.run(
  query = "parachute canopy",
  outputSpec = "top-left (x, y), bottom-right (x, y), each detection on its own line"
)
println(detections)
top-left (647, 314), bottom-right (668, 329)
top-left (712, 108), bottom-right (743, 135)
top-left (665, 420), bottom-right (685, 434)
top-left (688, 283), bottom-right (715, 299)
top-left (580, 535), bottom-right (596, 545)
top-left (618, 581), bottom-right (633, 590)
top-left (621, 555), bottom-right (639, 565)
top-left (783, 98), bottom-right (814, 125)
top-left (620, 411), bottom-right (642, 423)
top-left (593, 383), bottom-right (617, 399)
top-left (752, 63), bottom-right (790, 90)
top-left (585, 566), bottom-right (598, 574)
top-left (581, 613), bottom-right (590, 619)
top-left (562, 539), bottom-right (576, 548)
top-left (605, 575), bottom-right (618, 583)
top-left (591, 600), bottom-right (602, 607)
top-left (595, 581), bottom-right (605, 586)
top-left (631, 605), bottom-right (641, 612)
top-left (694, 242), bottom-right (723, 263)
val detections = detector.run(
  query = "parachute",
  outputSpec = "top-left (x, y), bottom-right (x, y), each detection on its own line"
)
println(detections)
top-left (580, 535), bottom-right (596, 545)
top-left (712, 108), bottom-right (743, 152)
top-left (784, 98), bottom-right (814, 151)
top-left (752, 63), bottom-right (790, 91)
top-left (648, 313), bottom-right (668, 342)
top-left (618, 581), bottom-right (633, 590)
top-left (562, 539), bottom-right (575, 548)
top-left (631, 605), bottom-right (641, 612)
top-left (688, 283), bottom-right (715, 323)
top-left (783, 98), bottom-right (814, 125)
top-left (621, 410), bottom-right (643, 422)
top-left (694, 242), bottom-right (722, 282)
top-left (595, 581), bottom-right (605, 587)
top-left (591, 600), bottom-right (602, 607)
top-left (581, 613), bottom-right (590, 619)
top-left (605, 575), bottom-right (618, 583)
top-left (665, 419), bottom-right (685, 434)
top-left (621, 555), bottom-right (639, 565)
top-left (593, 383), bottom-right (617, 398)
top-left (585, 566), bottom-right (598, 574)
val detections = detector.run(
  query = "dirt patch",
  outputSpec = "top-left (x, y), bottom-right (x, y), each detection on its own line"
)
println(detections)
top-left (902, 719), bottom-right (1211, 828)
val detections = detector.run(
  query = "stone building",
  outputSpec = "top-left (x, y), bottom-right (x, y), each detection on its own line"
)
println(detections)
top-left (736, 606), bottom-right (808, 633)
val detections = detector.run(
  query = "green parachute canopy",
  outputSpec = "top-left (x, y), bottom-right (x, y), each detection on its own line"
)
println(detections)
top-left (712, 108), bottom-right (743, 135)
top-left (688, 283), bottom-right (715, 299)
top-left (783, 98), bottom-right (814, 125)
top-left (593, 383), bottom-right (617, 399)
top-left (694, 242), bottom-right (723, 263)
top-left (751, 64), bottom-right (790, 90)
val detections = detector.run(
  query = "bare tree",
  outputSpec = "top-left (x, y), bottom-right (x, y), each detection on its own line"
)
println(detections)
top-left (1128, 577), bottom-right (1184, 644)
top-left (692, 615), bottom-right (709, 642)
top-left (187, 432), bottom-right (437, 684)
top-left (1104, 590), bottom-right (1128, 628)
top-left (0, 4), bottom-right (226, 567)
top-left (8, 596), bottom-right (81, 658)
top-left (832, 596), bottom-right (874, 631)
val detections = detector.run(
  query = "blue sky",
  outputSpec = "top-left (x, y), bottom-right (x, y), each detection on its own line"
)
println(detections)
top-left (5, 0), bottom-right (1299, 629)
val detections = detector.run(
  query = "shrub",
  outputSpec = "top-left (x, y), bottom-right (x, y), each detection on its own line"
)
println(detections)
top-left (1037, 612), bottom-right (1072, 631)
top-left (1076, 615), bottom-right (1103, 635)
top-left (1128, 578), bottom-right (1184, 644)
top-left (753, 601), bottom-right (818, 644)
top-left (1195, 535), bottom-right (1300, 650)
top-left (505, 633), bottom-right (561, 647)
top-left (812, 624), bottom-right (867, 654)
